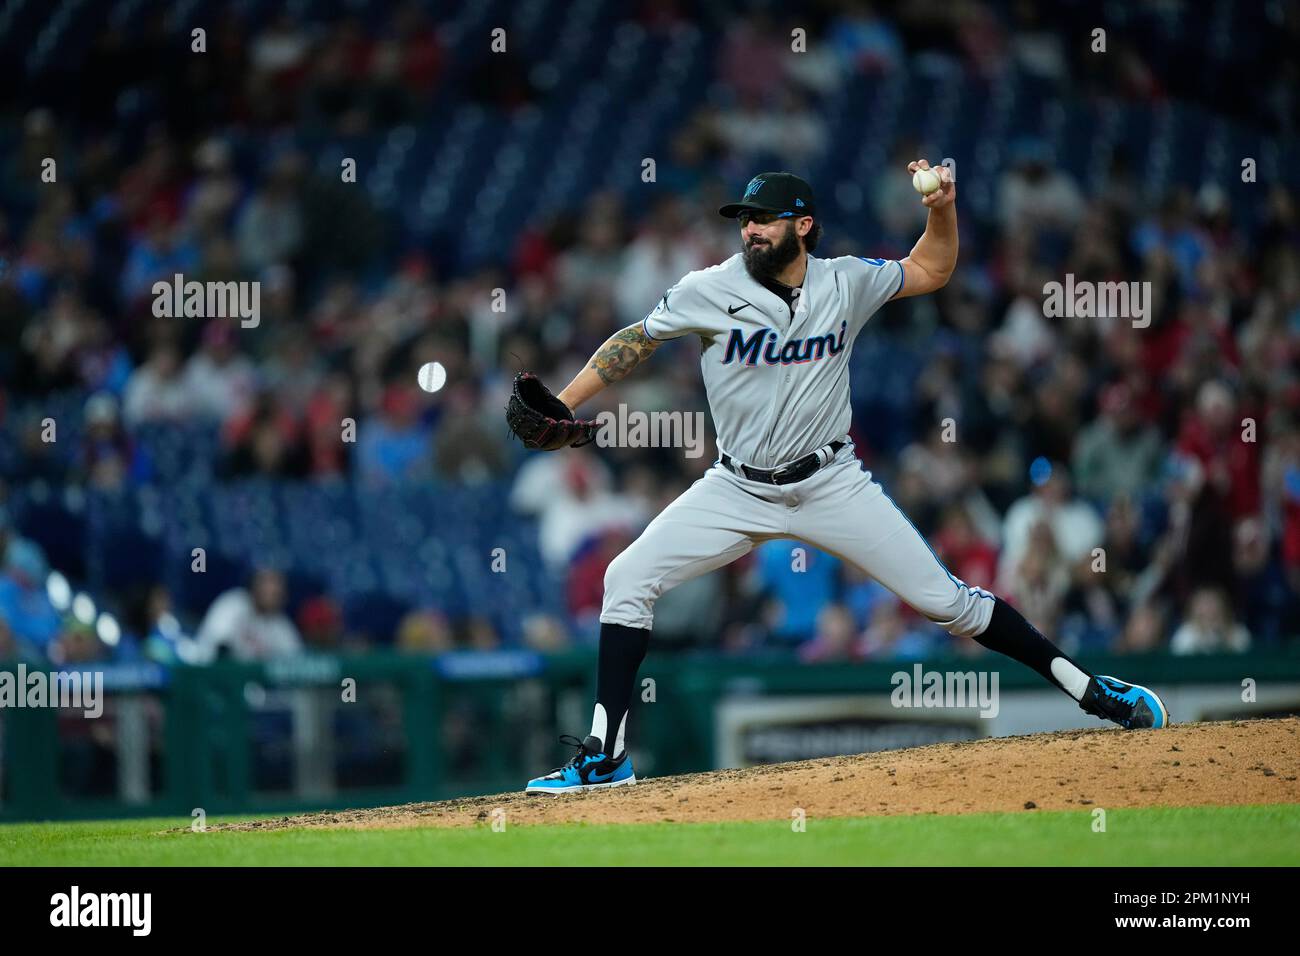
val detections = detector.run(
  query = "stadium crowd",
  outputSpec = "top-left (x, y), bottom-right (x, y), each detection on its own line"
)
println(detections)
top-left (2, 1), bottom-right (1299, 669)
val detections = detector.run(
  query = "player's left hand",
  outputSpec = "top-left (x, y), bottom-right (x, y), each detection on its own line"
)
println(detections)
top-left (506, 371), bottom-right (599, 450)
top-left (908, 159), bottom-right (956, 209)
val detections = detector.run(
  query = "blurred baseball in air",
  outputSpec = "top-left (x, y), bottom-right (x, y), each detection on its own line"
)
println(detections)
top-left (417, 361), bottom-right (447, 393)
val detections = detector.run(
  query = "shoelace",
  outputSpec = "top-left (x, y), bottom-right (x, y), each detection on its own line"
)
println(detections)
top-left (1095, 678), bottom-right (1131, 702)
top-left (1082, 679), bottom-right (1128, 721)
top-left (553, 734), bottom-right (595, 772)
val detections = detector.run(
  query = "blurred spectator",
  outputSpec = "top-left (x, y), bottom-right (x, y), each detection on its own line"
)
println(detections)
top-left (568, 528), bottom-right (634, 622)
top-left (194, 568), bottom-right (302, 661)
top-left (712, 89), bottom-right (827, 168)
top-left (874, 139), bottom-right (930, 241)
top-left (461, 615), bottom-right (501, 651)
top-left (51, 619), bottom-right (109, 667)
top-left (716, 14), bottom-right (790, 102)
top-left (932, 503), bottom-right (998, 592)
top-left (183, 321), bottom-right (258, 423)
top-left (223, 390), bottom-right (307, 478)
top-left (127, 583), bottom-right (194, 665)
top-left (76, 317), bottom-right (134, 397)
top-left (297, 595), bottom-right (353, 653)
top-left (250, 14), bottom-right (310, 78)
top-left (0, 534), bottom-right (61, 654)
top-left (1132, 192), bottom-right (1210, 296)
top-left (1231, 515), bottom-right (1291, 645)
top-left (828, 2), bottom-right (904, 75)
top-left (750, 541), bottom-right (841, 645)
top-left (509, 450), bottom-right (646, 573)
top-left (79, 392), bottom-right (147, 491)
top-left (521, 613), bottom-right (570, 654)
top-left (555, 209), bottom-right (626, 303)
top-left (356, 383), bottom-right (430, 486)
top-left (656, 129), bottom-right (713, 198)
top-left (614, 198), bottom-right (707, 325)
top-left (798, 604), bottom-right (859, 663)
top-left (120, 209), bottom-right (200, 305)
top-left (185, 138), bottom-right (242, 239)
top-left (648, 571), bottom-right (726, 651)
top-left (1170, 586), bottom-right (1251, 654)
top-left (1114, 601), bottom-right (1168, 654)
top-left (898, 423), bottom-right (979, 506)
top-left (432, 381), bottom-right (509, 484)
top-left (16, 289), bottom-right (98, 396)
top-left (260, 327), bottom-right (324, 415)
top-left (1175, 379), bottom-right (1261, 521)
top-left (998, 466), bottom-right (1104, 592)
top-left (1007, 0), bottom-right (1068, 82)
top-left (1062, 494), bottom-right (1152, 647)
top-left (304, 370), bottom-right (356, 477)
top-left (1021, 357), bottom-right (1089, 471)
top-left (396, 608), bottom-right (455, 655)
top-left (857, 596), bottom-right (940, 660)
top-left (843, 571), bottom-right (893, 630)
top-left (122, 340), bottom-right (199, 426)
top-left (990, 265), bottom-right (1059, 370)
top-left (1262, 420), bottom-right (1300, 602)
top-left (1072, 382), bottom-right (1165, 505)
top-left (1000, 520), bottom-right (1071, 638)
top-left (997, 138), bottom-right (1085, 236)
top-left (235, 152), bottom-right (304, 272)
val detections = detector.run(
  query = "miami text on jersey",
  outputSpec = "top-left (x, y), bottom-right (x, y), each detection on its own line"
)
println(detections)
top-left (721, 320), bottom-right (848, 367)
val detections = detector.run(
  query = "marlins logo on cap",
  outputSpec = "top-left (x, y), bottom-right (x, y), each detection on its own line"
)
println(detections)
top-left (719, 172), bottom-right (816, 219)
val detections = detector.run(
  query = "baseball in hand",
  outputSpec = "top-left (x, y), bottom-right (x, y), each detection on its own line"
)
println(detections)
top-left (912, 167), bottom-right (942, 195)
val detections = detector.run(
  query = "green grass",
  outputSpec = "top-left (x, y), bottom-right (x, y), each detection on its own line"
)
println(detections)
top-left (2, 804), bottom-right (1296, 866)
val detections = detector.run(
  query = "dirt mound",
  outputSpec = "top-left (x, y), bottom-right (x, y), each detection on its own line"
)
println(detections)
top-left (218, 717), bottom-right (1299, 831)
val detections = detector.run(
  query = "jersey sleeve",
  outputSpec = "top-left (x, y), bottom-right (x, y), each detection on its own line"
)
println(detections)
top-left (844, 256), bottom-right (905, 330)
top-left (641, 277), bottom-right (709, 341)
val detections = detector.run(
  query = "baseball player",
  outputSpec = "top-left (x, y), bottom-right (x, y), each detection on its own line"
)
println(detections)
top-left (507, 164), bottom-right (1168, 795)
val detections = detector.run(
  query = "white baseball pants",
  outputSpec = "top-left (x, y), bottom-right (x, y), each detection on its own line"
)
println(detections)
top-left (599, 441), bottom-right (996, 637)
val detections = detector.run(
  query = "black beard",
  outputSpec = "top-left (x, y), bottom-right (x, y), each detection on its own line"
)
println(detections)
top-left (742, 226), bottom-right (802, 281)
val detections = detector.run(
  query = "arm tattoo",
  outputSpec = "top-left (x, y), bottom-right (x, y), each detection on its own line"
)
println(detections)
top-left (589, 324), bottom-right (661, 385)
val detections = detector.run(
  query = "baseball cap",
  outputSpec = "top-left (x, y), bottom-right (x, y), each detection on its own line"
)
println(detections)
top-left (719, 172), bottom-right (816, 219)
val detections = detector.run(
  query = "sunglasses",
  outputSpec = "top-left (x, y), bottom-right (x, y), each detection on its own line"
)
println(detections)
top-left (737, 210), bottom-right (796, 227)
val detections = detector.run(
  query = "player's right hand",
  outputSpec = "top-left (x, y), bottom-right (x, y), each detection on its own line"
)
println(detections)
top-left (907, 159), bottom-right (956, 209)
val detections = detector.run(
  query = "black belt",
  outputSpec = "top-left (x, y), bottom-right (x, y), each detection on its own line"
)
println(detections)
top-left (722, 440), bottom-right (845, 486)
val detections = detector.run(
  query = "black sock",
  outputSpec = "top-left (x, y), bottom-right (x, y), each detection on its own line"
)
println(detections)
top-left (590, 622), bottom-right (650, 758)
top-left (973, 597), bottom-right (1094, 701)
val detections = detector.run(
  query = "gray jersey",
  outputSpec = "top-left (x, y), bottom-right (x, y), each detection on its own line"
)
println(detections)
top-left (642, 252), bottom-right (904, 468)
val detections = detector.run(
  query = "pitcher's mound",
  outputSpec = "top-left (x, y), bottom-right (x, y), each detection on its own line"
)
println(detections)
top-left (220, 717), bottom-right (1299, 831)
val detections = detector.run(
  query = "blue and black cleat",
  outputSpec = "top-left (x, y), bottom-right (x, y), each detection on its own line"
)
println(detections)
top-left (1081, 675), bottom-right (1170, 729)
top-left (525, 734), bottom-right (637, 795)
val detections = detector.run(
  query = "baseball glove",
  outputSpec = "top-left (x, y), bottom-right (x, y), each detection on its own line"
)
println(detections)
top-left (505, 372), bottom-right (598, 450)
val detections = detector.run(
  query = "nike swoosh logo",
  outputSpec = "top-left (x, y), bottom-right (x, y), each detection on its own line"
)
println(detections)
top-left (587, 766), bottom-right (620, 783)
top-left (727, 303), bottom-right (752, 315)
